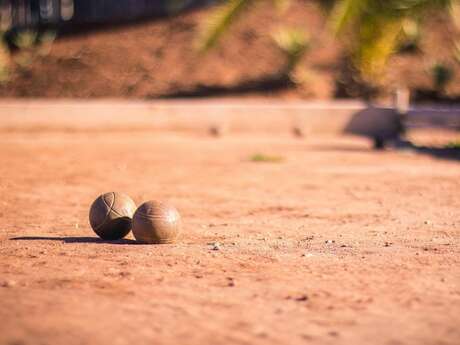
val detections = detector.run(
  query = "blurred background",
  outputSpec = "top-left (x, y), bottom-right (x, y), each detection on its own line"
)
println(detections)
top-left (0, 0), bottom-right (459, 102)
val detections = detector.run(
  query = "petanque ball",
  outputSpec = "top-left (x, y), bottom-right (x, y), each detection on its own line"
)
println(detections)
top-left (89, 192), bottom-right (137, 240)
top-left (132, 201), bottom-right (181, 244)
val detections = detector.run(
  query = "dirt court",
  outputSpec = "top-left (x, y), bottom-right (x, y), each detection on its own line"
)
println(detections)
top-left (0, 103), bottom-right (459, 345)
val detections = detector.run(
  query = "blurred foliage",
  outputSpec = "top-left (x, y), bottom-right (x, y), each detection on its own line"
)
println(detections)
top-left (197, 0), bottom-right (293, 52)
top-left (272, 27), bottom-right (310, 73)
top-left (0, 29), bottom-right (56, 84)
top-left (329, 0), bottom-right (454, 81)
top-left (431, 62), bottom-right (454, 92)
top-left (197, 0), bottom-right (256, 52)
top-left (198, 0), bottom-right (457, 83)
top-left (13, 30), bottom-right (37, 49)
top-left (445, 140), bottom-right (460, 149)
top-left (197, 0), bottom-right (310, 80)
top-left (14, 30), bottom-right (56, 69)
top-left (0, 33), bottom-right (10, 83)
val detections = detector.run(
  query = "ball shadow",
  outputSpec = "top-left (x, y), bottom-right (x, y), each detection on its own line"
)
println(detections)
top-left (10, 236), bottom-right (137, 245)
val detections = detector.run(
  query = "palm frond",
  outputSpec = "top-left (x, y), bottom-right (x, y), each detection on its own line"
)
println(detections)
top-left (196, 0), bottom-right (255, 52)
top-left (329, 0), bottom-right (454, 80)
top-left (355, 17), bottom-right (403, 80)
top-left (329, 0), bottom-right (368, 36)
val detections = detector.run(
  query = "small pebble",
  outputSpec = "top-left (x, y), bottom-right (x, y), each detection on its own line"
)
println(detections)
top-left (226, 277), bottom-right (235, 287)
top-left (286, 294), bottom-right (309, 302)
top-left (295, 295), bottom-right (309, 302)
top-left (209, 125), bottom-right (224, 137)
top-left (292, 126), bottom-right (305, 137)
top-left (210, 242), bottom-right (221, 251)
top-left (1, 280), bottom-right (17, 288)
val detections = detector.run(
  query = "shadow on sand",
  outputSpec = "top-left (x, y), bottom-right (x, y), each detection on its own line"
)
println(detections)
top-left (10, 236), bottom-right (137, 245)
top-left (399, 142), bottom-right (460, 161)
top-left (157, 73), bottom-right (293, 98)
top-left (312, 141), bottom-right (460, 161)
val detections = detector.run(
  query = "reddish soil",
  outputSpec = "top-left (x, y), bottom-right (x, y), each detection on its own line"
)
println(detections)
top-left (1, 1), bottom-right (460, 100)
top-left (0, 105), bottom-right (459, 345)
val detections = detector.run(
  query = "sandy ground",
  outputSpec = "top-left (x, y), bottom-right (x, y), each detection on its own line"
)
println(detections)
top-left (0, 105), bottom-right (459, 345)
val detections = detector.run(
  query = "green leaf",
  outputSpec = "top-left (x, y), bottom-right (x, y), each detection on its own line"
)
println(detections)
top-left (329, 0), bottom-right (369, 36)
top-left (13, 30), bottom-right (37, 49)
top-left (272, 27), bottom-right (310, 72)
top-left (355, 18), bottom-right (403, 80)
top-left (196, 0), bottom-right (255, 52)
top-left (250, 153), bottom-right (284, 162)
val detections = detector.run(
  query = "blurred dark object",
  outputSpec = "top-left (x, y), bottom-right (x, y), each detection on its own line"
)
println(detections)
top-left (412, 89), bottom-right (460, 104)
top-left (431, 62), bottom-right (454, 94)
top-left (333, 56), bottom-right (379, 100)
top-left (343, 107), bottom-right (404, 149)
top-left (392, 139), bottom-right (460, 161)
top-left (0, 0), bottom-right (214, 31)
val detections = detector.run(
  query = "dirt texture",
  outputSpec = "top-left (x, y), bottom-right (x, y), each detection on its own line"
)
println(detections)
top-left (1, 0), bottom-right (460, 100)
top-left (0, 105), bottom-right (459, 345)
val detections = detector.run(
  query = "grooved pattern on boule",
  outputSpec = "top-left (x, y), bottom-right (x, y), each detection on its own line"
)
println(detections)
top-left (89, 192), bottom-right (137, 240)
top-left (132, 201), bottom-right (181, 244)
